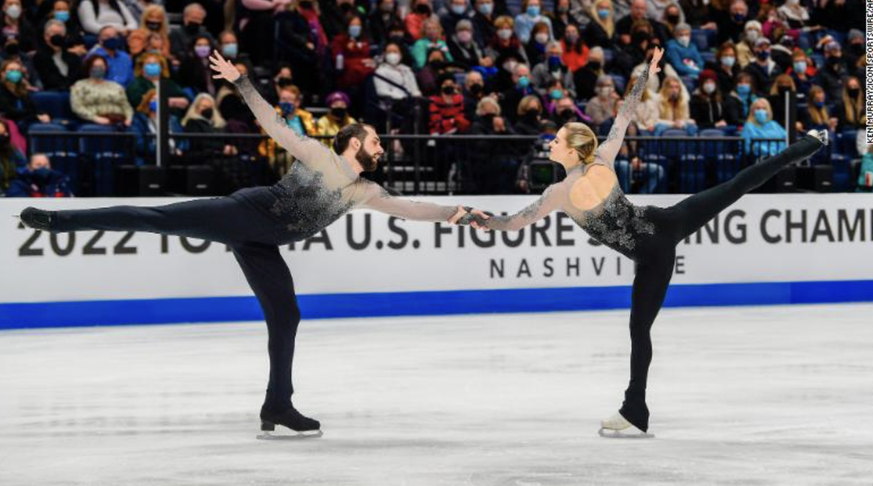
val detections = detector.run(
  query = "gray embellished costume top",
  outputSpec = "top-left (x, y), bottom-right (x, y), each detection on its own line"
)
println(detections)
top-left (484, 65), bottom-right (656, 260)
top-left (234, 75), bottom-right (459, 242)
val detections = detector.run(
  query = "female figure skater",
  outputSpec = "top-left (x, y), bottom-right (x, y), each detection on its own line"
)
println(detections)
top-left (474, 46), bottom-right (827, 438)
top-left (18, 51), bottom-right (479, 439)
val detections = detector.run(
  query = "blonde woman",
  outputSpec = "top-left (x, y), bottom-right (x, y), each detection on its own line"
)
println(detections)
top-left (182, 93), bottom-right (238, 158)
top-left (653, 75), bottom-right (697, 135)
top-left (585, 0), bottom-right (615, 48)
top-left (126, 4), bottom-right (171, 59)
top-left (742, 97), bottom-right (787, 158)
top-left (472, 47), bottom-right (827, 438)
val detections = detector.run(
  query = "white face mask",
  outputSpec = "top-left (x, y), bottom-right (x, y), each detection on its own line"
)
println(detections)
top-left (677, 35), bottom-right (690, 47)
top-left (497, 29), bottom-right (512, 40)
top-left (386, 52), bottom-right (401, 65)
top-left (703, 82), bottom-right (716, 94)
top-left (535, 33), bottom-right (549, 44)
top-left (457, 31), bottom-right (473, 43)
top-left (746, 30), bottom-right (759, 42)
top-left (597, 86), bottom-right (612, 97)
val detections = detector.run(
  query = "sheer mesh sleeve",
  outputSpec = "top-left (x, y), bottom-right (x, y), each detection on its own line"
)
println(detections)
top-left (595, 63), bottom-right (650, 167)
top-left (234, 75), bottom-right (335, 169)
top-left (360, 182), bottom-right (459, 222)
top-left (484, 183), bottom-right (567, 231)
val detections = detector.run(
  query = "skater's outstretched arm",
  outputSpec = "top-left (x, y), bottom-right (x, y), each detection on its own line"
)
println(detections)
top-left (482, 182), bottom-right (567, 231)
top-left (210, 51), bottom-right (333, 168)
top-left (361, 182), bottom-right (467, 223)
top-left (594, 47), bottom-right (662, 166)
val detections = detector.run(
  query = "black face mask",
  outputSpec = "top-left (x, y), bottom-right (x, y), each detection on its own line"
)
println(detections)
top-left (524, 108), bottom-right (539, 121)
top-left (339, 3), bottom-right (353, 12)
top-left (587, 60), bottom-right (601, 71)
top-left (200, 108), bottom-right (214, 119)
top-left (415, 4), bottom-right (431, 15)
top-left (146, 21), bottom-right (162, 31)
top-left (558, 109), bottom-right (576, 122)
top-left (0, 133), bottom-right (9, 146)
top-left (276, 76), bottom-right (294, 87)
top-left (300, 0), bottom-right (313, 8)
top-left (331, 107), bottom-right (347, 119)
top-left (480, 113), bottom-right (495, 124)
top-left (441, 85), bottom-right (455, 95)
top-left (666, 14), bottom-right (679, 24)
top-left (184, 22), bottom-right (201, 34)
top-left (827, 56), bottom-right (842, 69)
top-left (848, 88), bottom-right (860, 98)
top-left (469, 83), bottom-right (484, 95)
top-left (429, 60), bottom-right (446, 70)
top-left (389, 34), bottom-right (405, 44)
top-left (49, 34), bottom-right (65, 48)
top-left (5, 42), bottom-right (19, 57)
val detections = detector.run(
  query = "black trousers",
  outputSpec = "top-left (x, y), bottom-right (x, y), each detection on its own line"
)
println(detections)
top-left (619, 135), bottom-right (824, 431)
top-left (52, 187), bottom-right (301, 411)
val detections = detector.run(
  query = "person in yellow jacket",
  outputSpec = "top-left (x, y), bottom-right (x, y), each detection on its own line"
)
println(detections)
top-left (316, 91), bottom-right (356, 149)
top-left (258, 86), bottom-right (317, 174)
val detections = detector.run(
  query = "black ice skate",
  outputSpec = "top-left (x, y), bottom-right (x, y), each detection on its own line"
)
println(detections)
top-left (18, 207), bottom-right (56, 232)
top-left (257, 405), bottom-right (322, 440)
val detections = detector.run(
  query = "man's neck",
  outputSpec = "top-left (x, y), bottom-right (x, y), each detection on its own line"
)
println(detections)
top-left (342, 154), bottom-right (364, 175)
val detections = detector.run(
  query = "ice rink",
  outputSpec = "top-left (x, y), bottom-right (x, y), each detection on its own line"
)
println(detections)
top-left (1, 303), bottom-right (872, 485)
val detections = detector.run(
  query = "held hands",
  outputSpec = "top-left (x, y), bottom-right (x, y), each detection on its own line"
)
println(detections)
top-left (209, 50), bottom-right (240, 83)
top-left (450, 206), bottom-right (492, 230)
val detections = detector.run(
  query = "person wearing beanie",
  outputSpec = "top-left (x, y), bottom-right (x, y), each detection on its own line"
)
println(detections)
top-left (316, 91), bottom-right (357, 148)
top-left (736, 20), bottom-right (762, 68)
top-left (742, 37), bottom-right (782, 95)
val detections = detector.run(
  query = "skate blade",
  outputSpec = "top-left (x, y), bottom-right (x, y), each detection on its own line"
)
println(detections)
top-left (257, 430), bottom-right (323, 440)
top-left (598, 427), bottom-right (654, 439)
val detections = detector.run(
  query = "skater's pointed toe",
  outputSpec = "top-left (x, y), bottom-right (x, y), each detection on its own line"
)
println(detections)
top-left (807, 129), bottom-right (828, 146)
top-left (20, 207), bottom-right (55, 232)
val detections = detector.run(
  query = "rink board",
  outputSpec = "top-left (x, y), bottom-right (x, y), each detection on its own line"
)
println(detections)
top-left (2, 194), bottom-right (873, 329)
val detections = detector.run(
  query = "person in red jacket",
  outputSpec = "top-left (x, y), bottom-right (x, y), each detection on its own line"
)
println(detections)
top-left (428, 73), bottom-right (470, 134)
top-left (331, 15), bottom-right (376, 90)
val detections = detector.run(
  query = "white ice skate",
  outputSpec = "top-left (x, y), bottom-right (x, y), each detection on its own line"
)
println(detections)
top-left (807, 129), bottom-right (828, 146)
top-left (598, 412), bottom-right (654, 439)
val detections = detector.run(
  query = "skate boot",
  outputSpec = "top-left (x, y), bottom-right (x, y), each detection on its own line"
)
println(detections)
top-left (258, 404), bottom-right (322, 440)
top-left (598, 411), bottom-right (654, 439)
top-left (18, 207), bottom-right (56, 232)
top-left (807, 129), bottom-right (828, 146)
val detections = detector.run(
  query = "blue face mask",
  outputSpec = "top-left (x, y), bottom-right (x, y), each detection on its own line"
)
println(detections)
top-left (32, 168), bottom-right (52, 180)
top-left (149, 100), bottom-right (157, 112)
top-left (756, 50), bottom-right (770, 60)
top-left (478, 3), bottom-right (492, 15)
top-left (144, 62), bottom-right (162, 78)
top-left (5, 69), bottom-right (22, 83)
top-left (737, 84), bottom-right (751, 96)
top-left (102, 37), bottom-right (122, 50)
top-left (793, 61), bottom-right (806, 73)
top-left (279, 101), bottom-right (295, 115)
top-left (451, 5), bottom-right (466, 14)
top-left (721, 56), bottom-right (735, 67)
top-left (813, 100), bottom-right (825, 108)
top-left (754, 108), bottom-right (768, 124)
top-left (222, 43), bottom-right (238, 58)
top-left (597, 8), bottom-right (609, 19)
top-left (548, 55), bottom-right (561, 69)
top-left (349, 25), bottom-right (362, 38)
top-left (517, 75), bottom-right (530, 89)
top-left (527, 5), bottom-right (540, 16)
top-left (54, 10), bottom-right (70, 22)
top-left (550, 89), bottom-right (563, 100)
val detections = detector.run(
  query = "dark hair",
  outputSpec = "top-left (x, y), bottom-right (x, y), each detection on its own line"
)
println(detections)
top-left (334, 123), bottom-right (373, 154)
top-left (82, 54), bottom-right (107, 76)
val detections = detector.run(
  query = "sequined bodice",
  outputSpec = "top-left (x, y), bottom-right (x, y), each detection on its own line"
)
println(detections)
top-left (573, 182), bottom-right (655, 258)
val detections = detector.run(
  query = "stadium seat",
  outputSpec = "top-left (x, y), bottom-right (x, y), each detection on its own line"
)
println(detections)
top-left (78, 124), bottom-right (135, 196)
top-left (31, 91), bottom-right (77, 126)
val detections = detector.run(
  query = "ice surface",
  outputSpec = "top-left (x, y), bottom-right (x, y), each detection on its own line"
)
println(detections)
top-left (1, 304), bottom-right (872, 485)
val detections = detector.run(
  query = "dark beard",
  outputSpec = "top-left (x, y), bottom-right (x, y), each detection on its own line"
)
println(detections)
top-left (356, 147), bottom-right (378, 171)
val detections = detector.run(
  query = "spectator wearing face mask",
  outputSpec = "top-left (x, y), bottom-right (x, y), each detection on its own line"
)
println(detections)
top-left (514, 0), bottom-right (552, 44)
top-left (690, 69), bottom-right (732, 129)
top-left (742, 37), bottom-right (782, 95)
top-left (258, 86), bottom-right (315, 171)
top-left (375, 42), bottom-right (421, 100)
top-left (585, 74), bottom-right (618, 130)
top-left (585, 0), bottom-right (615, 49)
top-left (126, 52), bottom-right (189, 114)
top-left (70, 54), bottom-right (133, 126)
top-left (714, 0), bottom-right (749, 46)
top-left (735, 19), bottom-right (761, 68)
top-left (654, 75), bottom-right (697, 135)
top-left (170, 3), bottom-right (214, 55)
top-left (814, 41), bottom-right (848, 103)
top-left (429, 74), bottom-right (470, 134)
top-left (551, 94), bottom-right (585, 125)
top-left (472, 0), bottom-right (497, 47)
top-left (513, 93), bottom-right (543, 134)
top-left (742, 97), bottom-right (786, 158)
top-left (216, 30), bottom-right (253, 80)
top-left (713, 43), bottom-right (740, 96)
top-left (447, 19), bottom-right (482, 70)
top-left (126, 5), bottom-right (171, 60)
top-left (369, 0), bottom-right (399, 47)
top-left (531, 41), bottom-right (575, 98)
top-left (467, 96), bottom-right (517, 194)
top-left (462, 70), bottom-right (487, 119)
top-left (499, 63), bottom-right (535, 123)
top-left (573, 45), bottom-right (604, 100)
top-left (182, 92), bottom-right (237, 158)
top-left (130, 89), bottom-right (184, 165)
top-left (316, 91), bottom-right (356, 148)
top-left (439, 0), bottom-right (474, 39)
top-left (86, 25), bottom-right (133, 86)
top-left (332, 15), bottom-right (376, 90)
top-left (665, 23), bottom-right (702, 78)
top-left (833, 76), bottom-right (864, 131)
top-left (787, 49), bottom-right (813, 101)
top-left (486, 16), bottom-right (529, 69)
top-left (6, 153), bottom-right (71, 197)
top-left (33, 19), bottom-right (82, 91)
top-left (77, 0), bottom-right (138, 36)
top-left (545, 0), bottom-right (573, 41)
top-left (406, 0), bottom-right (439, 41)
top-left (2, 0), bottom-right (37, 52)
top-left (559, 24), bottom-right (588, 73)
top-left (178, 35), bottom-right (217, 96)
top-left (411, 18), bottom-right (453, 69)
top-left (0, 117), bottom-right (25, 194)
top-left (0, 60), bottom-right (50, 131)
top-left (524, 21), bottom-right (552, 67)
top-left (725, 72), bottom-right (757, 124)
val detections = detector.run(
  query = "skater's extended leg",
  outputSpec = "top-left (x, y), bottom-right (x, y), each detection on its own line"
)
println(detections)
top-left (618, 249), bottom-right (676, 433)
top-left (23, 195), bottom-right (276, 246)
top-left (670, 134), bottom-right (825, 241)
top-left (231, 243), bottom-right (319, 433)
